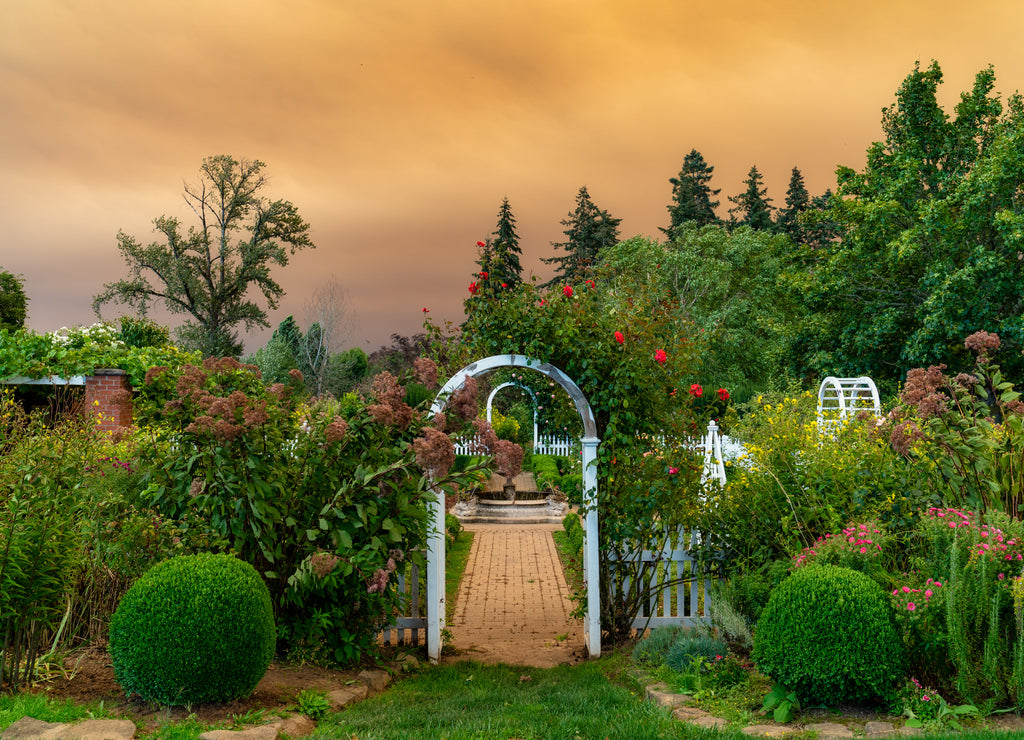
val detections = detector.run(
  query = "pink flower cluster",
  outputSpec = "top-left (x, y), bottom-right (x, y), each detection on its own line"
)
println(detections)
top-left (925, 507), bottom-right (1022, 564)
top-left (892, 578), bottom-right (943, 613)
top-left (792, 522), bottom-right (883, 568)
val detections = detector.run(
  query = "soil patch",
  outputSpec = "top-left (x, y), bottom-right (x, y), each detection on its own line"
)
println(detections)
top-left (27, 645), bottom-right (380, 728)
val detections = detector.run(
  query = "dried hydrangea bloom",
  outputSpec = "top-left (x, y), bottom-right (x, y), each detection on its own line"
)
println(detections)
top-left (901, 365), bottom-right (950, 417)
top-left (471, 418), bottom-right (499, 455)
top-left (325, 417), bottom-right (349, 443)
top-left (494, 439), bottom-right (525, 479)
top-left (413, 357), bottom-right (439, 388)
top-left (890, 420), bottom-right (925, 456)
top-left (964, 331), bottom-right (1001, 357)
top-left (450, 376), bottom-right (479, 421)
top-left (431, 412), bottom-right (448, 432)
top-left (309, 550), bottom-right (340, 579)
top-left (413, 427), bottom-right (456, 478)
top-left (189, 478), bottom-right (206, 498)
top-left (368, 403), bottom-right (395, 426)
top-left (288, 368), bottom-right (304, 382)
top-left (372, 371), bottom-right (405, 407)
top-left (144, 366), bottom-right (168, 385)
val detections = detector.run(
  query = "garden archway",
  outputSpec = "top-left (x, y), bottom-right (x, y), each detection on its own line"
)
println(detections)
top-left (485, 381), bottom-right (538, 450)
top-left (427, 354), bottom-right (601, 661)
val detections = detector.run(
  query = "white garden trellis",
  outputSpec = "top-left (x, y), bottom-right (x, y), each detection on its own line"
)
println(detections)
top-left (426, 354), bottom-right (602, 660)
top-left (485, 381), bottom-right (539, 450)
top-left (816, 376), bottom-right (882, 434)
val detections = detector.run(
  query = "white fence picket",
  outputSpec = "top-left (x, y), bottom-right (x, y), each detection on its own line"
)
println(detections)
top-left (607, 529), bottom-right (714, 630)
top-left (380, 562), bottom-right (426, 646)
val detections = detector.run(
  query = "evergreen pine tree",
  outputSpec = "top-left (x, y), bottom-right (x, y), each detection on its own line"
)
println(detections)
top-left (728, 165), bottom-right (775, 231)
top-left (776, 166), bottom-right (810, 241)
top-left (542, 186), bottom-right (622, 287)
top-left (489, 197), bottom-right (523, 289)
top-left (662, 149), bottom-right (720, 236)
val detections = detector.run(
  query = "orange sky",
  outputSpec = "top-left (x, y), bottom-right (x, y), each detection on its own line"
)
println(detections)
top-left (4, 0), bottom-right (1024, 353)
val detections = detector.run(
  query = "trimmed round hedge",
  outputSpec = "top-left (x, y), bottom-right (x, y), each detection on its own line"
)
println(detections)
top-left (109, 553), bottom-right (276, 705)
top-left (752, 565), bottom-right (906, 706)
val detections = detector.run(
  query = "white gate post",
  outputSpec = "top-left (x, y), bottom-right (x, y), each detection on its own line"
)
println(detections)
top-left (426, 487), bottom-right (446, 662)
top-left (581, 436), bottom-right (601, 657)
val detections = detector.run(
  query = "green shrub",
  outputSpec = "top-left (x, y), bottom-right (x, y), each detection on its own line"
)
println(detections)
top-left (563, 512), bottom-right (584, 557)
top-left (665, 634), bottom-right (728, 673)
top-left (533, 455), bottom-right (561, 492)
top-left (560, 473), bottom-right (583, 505)
top-left (631, 625), bottom-right (726, 673)
top-left (753, 565), bottom-right (906, 706)
top-left (445, 513), bottom-right (464, 545)
top-left (109, 553), bottom-right (276, 705)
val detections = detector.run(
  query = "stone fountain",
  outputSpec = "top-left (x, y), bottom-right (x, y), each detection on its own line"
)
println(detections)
top-left (452, 472), bottom-right (568, 524)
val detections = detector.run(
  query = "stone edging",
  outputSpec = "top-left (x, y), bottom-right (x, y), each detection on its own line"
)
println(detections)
top-left (0, 668), bottom-right (398, 740)
top-left (645, 683), bottom-right (924, 738)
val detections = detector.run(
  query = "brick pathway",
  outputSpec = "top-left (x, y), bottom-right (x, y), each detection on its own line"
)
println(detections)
top-left (446, 522), bottom-right (583, 667)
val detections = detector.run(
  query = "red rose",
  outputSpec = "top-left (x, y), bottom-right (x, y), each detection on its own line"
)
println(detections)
top-left (468, 282), bottom-right (478, 295)
top-left (690, 383), bottom-right (703, 397)
top-left (717, 388), bottom-right (729, 401)
top-left (563, 285), bottom-right (573, 298)
top-left (477, 241), bottom-right (485, 247)
top-left (480, 271), bottom-right (489, 279)
top-left (655, 349), bottom-right (667, 364)
top-left (422, 307), bottom-right (429, 313)
top-left (501, 282), bottom-right (507, 288)
top-left (586, 279), bottom-right (595, 289)
top-left (614, 331), bottom-right (624, 344)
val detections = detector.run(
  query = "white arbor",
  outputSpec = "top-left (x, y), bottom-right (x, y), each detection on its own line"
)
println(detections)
top-left (426, 354), bottom-right (602, 660)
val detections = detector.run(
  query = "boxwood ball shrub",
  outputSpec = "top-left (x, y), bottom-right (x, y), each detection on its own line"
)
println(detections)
top-left (752, 565), bottom-right (906, 706)
top-left (109, 553), bottom-right (276, 705)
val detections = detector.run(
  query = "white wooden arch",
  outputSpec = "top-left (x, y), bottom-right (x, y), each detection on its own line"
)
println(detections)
top-left (817, 376), bottom-right (881, 432)
top-left (485, 381), bottom-right (539, 449)
top-left (426, 354), bottom-right (601, 661)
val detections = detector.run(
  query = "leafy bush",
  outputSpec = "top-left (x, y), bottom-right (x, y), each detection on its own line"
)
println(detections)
top-left (665, 634), bottom-right (728, 673)
top-left (563, 512), bottom-right (584, 557)
top-left (631, 625), bottom-right (726, 674)
top-left (559, 473), bottom-right (583, 505)
top-left (698, 391), bottom-right (935, 575)
top-left (0, 401), bottom-right (96, 688)
top-left (533, 455), bottom-right (561, 492)
top-left (445, 513), bottom-right (464, 546)
top-left (753, 565), bottom-right (906, 706)
top-left (135, 358), bottom-right (487, 664)
top-left (109, 553), bottom-right (275, 705)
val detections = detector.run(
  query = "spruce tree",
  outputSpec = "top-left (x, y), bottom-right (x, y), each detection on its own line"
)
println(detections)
top-left (776, 166), bottom-right (810, 242)
top-left (489, 197), bottom-right (523, 289)
top-left (728, 165), bottom-right (775, 231)
top-left (662, 149), bottom-right (720, 236)
top-left (542, 186), bottom-right (621, 287)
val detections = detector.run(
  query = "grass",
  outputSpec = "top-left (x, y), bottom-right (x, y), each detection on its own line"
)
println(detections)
top-left (446, 530), bottom-right (474, 623)
top-left (311, 652), bottom-right (739, 740)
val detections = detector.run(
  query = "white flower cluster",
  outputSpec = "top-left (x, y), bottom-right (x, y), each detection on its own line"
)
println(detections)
top-left (48, 322), bottom-right (125, 349)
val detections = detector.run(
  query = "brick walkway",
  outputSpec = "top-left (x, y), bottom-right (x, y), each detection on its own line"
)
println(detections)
top-left (446, 522), bottom-right (583, 667)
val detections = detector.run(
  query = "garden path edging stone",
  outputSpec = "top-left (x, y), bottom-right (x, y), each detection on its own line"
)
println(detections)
top-left (643, 682), bottom-right (929, 738)
top-left (0, 717), bottom-right (137, 740)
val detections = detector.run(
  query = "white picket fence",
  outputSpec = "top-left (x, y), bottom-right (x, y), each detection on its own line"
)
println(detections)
top-left (380, 562), bottom-right (425, 646)
top-left (453, 424), bottom-right (735, 486)
top-left (607, 529), bottom-right (713, 629)
top-left (452, 433), bottom-right (575, 457)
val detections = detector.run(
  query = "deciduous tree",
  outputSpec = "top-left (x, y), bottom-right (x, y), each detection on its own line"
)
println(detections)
top-left (793, 62), bottom-right (1024, 384)
top-left (93, 156), bottom-right (315, 358)
top-left (0, 269), bottom-right (27, 332)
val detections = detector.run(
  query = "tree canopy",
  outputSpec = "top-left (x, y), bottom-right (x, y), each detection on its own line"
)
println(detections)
top-left (93, 155), bottom-right (315, 357)
top-left (791, 62), bottom-right (1024, 384)
top-left (0, 269), bottom-right (27, 332)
